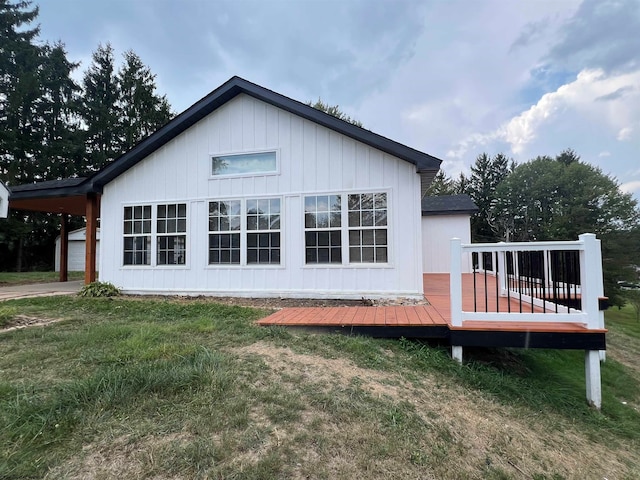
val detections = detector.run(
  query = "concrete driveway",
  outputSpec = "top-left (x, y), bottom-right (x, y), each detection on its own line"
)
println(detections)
top-left (0, 280), bottom-right (83, 301)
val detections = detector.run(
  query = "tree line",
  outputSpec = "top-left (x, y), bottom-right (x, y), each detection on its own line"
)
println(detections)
top-left (427, 150), bottom-right (640, 306)
top-left (0, 0), bottom-right (172, 270)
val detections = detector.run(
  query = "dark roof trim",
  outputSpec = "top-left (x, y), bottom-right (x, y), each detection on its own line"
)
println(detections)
top-left (8, 177), bottom-right (91, 200)
top-left (421, 194), bottom-right (479, 216)
top-left (88, 76), bottom-right (442, 191)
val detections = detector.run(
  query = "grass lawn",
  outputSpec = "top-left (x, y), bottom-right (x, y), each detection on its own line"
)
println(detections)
top-left (0, 271), bottom-right (84, 286)
top-left (0, 296), bottom-right (638, 479)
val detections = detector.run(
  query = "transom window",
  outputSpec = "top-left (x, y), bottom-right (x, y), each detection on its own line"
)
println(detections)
top-left (304, 195), bottom-right (342, 264)
top-left (208, 197), bottom-right (281, 266)
top-left (211, 151), bottom-right (277, 176)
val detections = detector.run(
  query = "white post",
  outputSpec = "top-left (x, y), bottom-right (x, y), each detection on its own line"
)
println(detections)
top-left (585, 350), bottom-right (602, 409)
top-left (578, 234), bottom-right (601, 330)
top-left (450, 238), bottom-right (463, 363)
top-left (498, 243), bottom-right (507, 296)
top-left (543, 248), bottom-right (551, 289)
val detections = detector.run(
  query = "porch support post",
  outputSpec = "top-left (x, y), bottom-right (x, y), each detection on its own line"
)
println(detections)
top-left (450, 238), bottom-right (463, 363)
top-left (578, 233), bottom-right (606, 361)
top-left (585, 350), bottom-right (602, 409)
top-left (59, 214), bottom-right (68, 282)
top-left (84, 193), bottom-right (98, 285)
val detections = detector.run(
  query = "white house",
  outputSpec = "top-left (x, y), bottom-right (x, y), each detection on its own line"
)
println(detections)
top-left (9, 77), bottom-right (473, 298)
top-left (55, 228), bottom-right (101, 272)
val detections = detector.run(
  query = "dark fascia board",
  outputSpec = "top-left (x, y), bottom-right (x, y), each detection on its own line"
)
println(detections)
top-left (87, 76), bottom-right (442, 191)
top-left (8, 177), bottom-right (92, 200)
top-left (421, 194), bottom-right (479, 217)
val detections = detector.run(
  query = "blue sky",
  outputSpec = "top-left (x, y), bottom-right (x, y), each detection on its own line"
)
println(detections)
top-left (36, 0), bottom-right (640, 200)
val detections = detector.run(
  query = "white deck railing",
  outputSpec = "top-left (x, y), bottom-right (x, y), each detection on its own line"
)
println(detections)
top-left (449, 233), bottom-right (605, 330)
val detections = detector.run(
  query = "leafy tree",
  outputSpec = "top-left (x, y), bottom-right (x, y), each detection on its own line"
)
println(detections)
top-left (117, 50), bottom-right (172, 150)
top-left (308, 98), bottom-right (363, 127)
top-left (491, 150), bottom-right (640, 306)
top-left (81, 43), bottom-right (121, 171)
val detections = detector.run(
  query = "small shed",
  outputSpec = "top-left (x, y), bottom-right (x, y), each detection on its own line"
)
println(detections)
top-left (55, 228), bottom-right (100, 272)
top-left (422, 195), bottom-right (478, 273)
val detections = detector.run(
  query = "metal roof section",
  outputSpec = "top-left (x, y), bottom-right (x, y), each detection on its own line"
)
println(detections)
top-left (421, 194), bottom-right (479, 216)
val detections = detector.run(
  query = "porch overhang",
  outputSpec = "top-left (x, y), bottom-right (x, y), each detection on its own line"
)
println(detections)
top-left (6, 178), bottom-right (101, 284)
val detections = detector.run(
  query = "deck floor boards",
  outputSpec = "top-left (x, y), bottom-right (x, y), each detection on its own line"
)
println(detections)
top-left (257, 274), bottom-right (605, 336)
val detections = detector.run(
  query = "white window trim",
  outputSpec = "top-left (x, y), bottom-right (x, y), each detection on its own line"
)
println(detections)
top-left (209, 148), bottom-right (280, 179)
top-left (121, 202), bottom-right (190, 270)
top-left (302, 190), bottom-right (393, 268)
top-left (206, 196), bottom-right (285, 269)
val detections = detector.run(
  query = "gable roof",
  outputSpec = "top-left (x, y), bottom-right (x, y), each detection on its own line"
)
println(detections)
top-left (86, 76), bottom-right (442, 192)
top-left (421, 194), bottom-right (478, 216)
top-left (6, 76), bottom-right (443, 207)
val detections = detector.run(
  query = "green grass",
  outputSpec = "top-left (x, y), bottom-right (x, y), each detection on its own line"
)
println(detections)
top-left (0, 296), bottom-right (638, 479)
top-left (0, 271), bottom-right (84, 285)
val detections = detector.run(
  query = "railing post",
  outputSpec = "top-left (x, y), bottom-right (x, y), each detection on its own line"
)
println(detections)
top-left (498, 243), bottom-right (507, 296)
top-left (450, 238), bottom-right (463, 363)
top-left (578, 233), bottom-right (601, 330)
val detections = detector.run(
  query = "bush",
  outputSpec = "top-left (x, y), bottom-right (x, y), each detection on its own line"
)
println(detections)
top-left (78, 281), bottom-right (121, 298)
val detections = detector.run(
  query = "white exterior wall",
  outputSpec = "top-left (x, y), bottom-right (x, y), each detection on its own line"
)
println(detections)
top-left (422, 214), bottom-right (472, 273)
top-left (99, 94), bottom-right (424, 299)
top-left (55, 229), bottom-right (101, 272)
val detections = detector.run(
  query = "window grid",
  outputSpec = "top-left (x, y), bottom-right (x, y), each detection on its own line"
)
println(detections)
top-left (304, 195), bottom-right (342, 264)
top-left (123, 205), bottom-right (151, 265)
top-left (348, 193), bottom-right (388, 263)
top-left (208, 200), bottom-right (241, 264)
top-left (157, 203), bottom-right (187, 265)
top-left (247, 198), bottom-right (281, 264)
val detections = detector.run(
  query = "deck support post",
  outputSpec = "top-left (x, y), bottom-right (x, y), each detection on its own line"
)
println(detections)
top-left (452, 346), bottom-right (463, 363)
top-left (585, 350), bottom-right (601, 409)
top-left (84, 193), bottom-right (98, 285)
top-left (450, 238), bottom-right (463, 363)
top-left (59, 214), bottom-right (68, 282)
top-left (578, 233), bottom-right (606, 361)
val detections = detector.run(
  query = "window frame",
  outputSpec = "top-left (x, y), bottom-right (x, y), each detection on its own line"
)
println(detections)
top-left (121, 202), bottom-right (189, 269)
top-left (302, 190), bottom-right (392, 268)
top-left (206, 196), bottom-right (284, 269)
top-left (209, 149), bottom-right (280, 179)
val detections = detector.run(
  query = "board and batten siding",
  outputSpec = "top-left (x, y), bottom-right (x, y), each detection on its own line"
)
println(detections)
top-left (422, 215), bottom-right (472, 273)
top-left (99, 94), bottom-right (424, 298)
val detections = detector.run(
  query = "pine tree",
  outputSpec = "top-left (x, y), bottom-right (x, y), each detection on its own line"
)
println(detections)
top-left (117, 50), bottom-right (171, 150)
top-left (81, 43), bottom-right (120, 171)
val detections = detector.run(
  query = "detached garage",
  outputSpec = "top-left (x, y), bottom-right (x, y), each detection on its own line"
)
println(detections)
top-left (55, 228), bottom-right (100, 272)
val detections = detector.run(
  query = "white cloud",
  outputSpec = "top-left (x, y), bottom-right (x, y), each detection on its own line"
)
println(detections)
top-left (617, 126), bottom-right (633, 141)
top-left (598, 151), bottom-right (611, 157)
top-left (620, 180), bottom-right (640, 195)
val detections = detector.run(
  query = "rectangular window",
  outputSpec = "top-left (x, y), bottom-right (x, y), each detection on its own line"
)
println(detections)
top-left (157, 203), bottom-right (187, 265)
top-left (348, 193), bottom-right (388, 263)
top-left (247, 198), bottom-right (281, 264)
top-left (208, 200), bottom-right (241, 264)
top-left (304, 195), bottom-right (342, 264)
top-left (123, 205), bottom-right (151, 265)
top-left (211, 151), bottom-right (277, 176)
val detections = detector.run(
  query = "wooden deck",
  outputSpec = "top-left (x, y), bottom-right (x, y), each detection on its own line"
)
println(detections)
top-left (257, 274), bottom-right (606, 350)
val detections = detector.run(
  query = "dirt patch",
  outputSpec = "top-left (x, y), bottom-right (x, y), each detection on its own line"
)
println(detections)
top-left (122, 294), bottom-right (429, 309)
top-left (1, 314), bottom-right (63, 333)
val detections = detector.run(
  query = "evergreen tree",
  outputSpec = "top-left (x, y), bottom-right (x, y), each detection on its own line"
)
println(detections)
top-left (424, 170), bottom-right (457, 197)
top-left (117, 50), bottom-right (171, 150)
top-left (308, 98), bottom-right (363, 127)
top-left (81, 43), bottom-right (120, 171)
